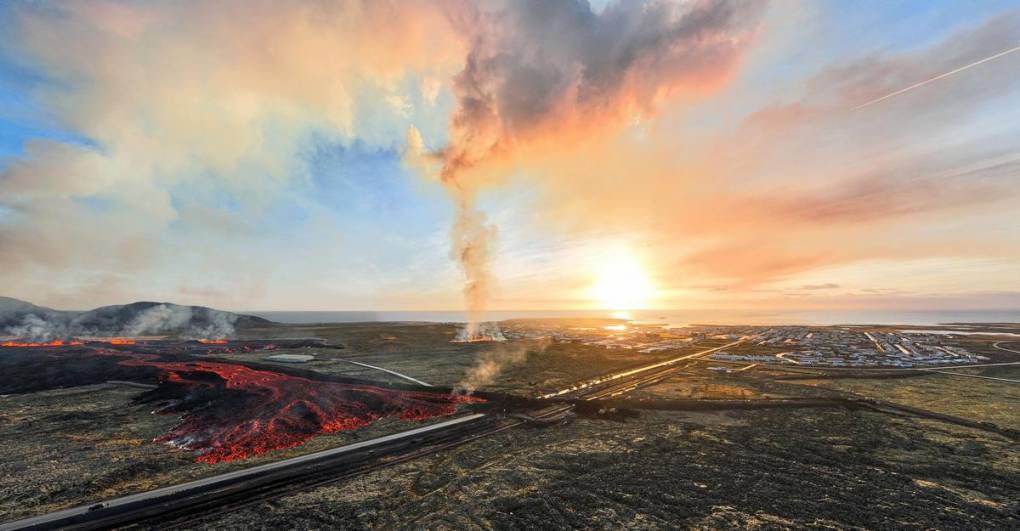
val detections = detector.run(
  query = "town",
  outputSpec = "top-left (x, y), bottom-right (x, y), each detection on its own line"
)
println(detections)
top-left (502, 322), bottom-right (988, 368)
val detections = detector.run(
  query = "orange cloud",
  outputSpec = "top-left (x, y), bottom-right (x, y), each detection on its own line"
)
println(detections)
top-left (436, 0), bottom-right (766, 191)
top-left (497, 9), bottom-right (1020, 299)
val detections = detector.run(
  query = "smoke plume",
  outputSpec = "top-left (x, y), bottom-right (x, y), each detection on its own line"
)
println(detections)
top-left (440, 0), bottom-right (761, 175)
top-left (455, 337), bottom-right (550, 395)
top-left (3, 314), bottom-right (64, 342)
top-left (415, 0), bottom-right (763, 334)
top-left (121, 304), bottom-right (238, 339)
top-left (450, 197), bottom-right (499, 340)
top-left (1, 300), bottom-right (242, 341)
top-left (0, 0), bottom-right (464, 308)
top-left (454, 321), bottom-right (506, 343)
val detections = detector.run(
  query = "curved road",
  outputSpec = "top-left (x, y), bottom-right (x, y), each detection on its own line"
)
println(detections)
top-left (993, 341), bottom-right (1020, 355)
top-left (336, 358), bottom-right (433, 387)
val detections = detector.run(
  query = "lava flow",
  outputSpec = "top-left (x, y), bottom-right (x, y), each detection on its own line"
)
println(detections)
top-left (97, 351), bottom-right (481, 463)
top-left (451, 322), bottom-right (507, 343)
top-left (1, 339), bottom-right (83, 347)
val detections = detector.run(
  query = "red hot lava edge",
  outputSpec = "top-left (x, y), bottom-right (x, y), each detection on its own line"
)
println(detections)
top-left (99, 351), bottom-right (482, 463)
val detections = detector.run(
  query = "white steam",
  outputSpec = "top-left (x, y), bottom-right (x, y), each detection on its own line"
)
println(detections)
top-left (453, 321), bottom-right (506, 343)
top-left (3, 314), bottom-right (66, 342)
top-left (1, 301), bottom-right (239, 341)
top-left (121, 304), bottom-right (237, 339)
top-left (454, 337), bottom-right (550, 395)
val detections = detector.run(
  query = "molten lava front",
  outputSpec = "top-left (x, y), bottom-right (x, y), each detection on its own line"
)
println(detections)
top-left (1, 339), bottom-right (83, 347)
top-left (452, 322), bottom-right (507, 343)
top-left (101, 351), bottom-right (481, 463)
top-left (1, 340), bottom-right (479, 463)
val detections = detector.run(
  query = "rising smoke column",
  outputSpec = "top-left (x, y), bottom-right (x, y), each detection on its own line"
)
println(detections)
top-left (455, 337), bottom-right (550, 394)
top-left (449, 195), bottom-right (499, 340)
top-left (415, 0), bottom-right (763, 337)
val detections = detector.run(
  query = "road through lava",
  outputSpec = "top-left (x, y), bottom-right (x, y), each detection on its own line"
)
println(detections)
top-left (89, 349), bottom-right (483, 464)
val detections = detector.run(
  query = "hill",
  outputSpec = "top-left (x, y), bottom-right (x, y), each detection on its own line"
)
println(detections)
top-left (0, 297), bottom-right (271, 340)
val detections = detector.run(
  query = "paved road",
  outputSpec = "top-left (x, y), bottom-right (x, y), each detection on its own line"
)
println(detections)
top-left (748, 360), bottom-right (1020, 373)
top-left (775, 352), bottom-right (801, 365)
top-left (336, 358), bottom-right (433, 387)
top-left (0, 414), bottom-right (488, 531)
top-left (923, 361), bottom-right (1020, 370)
top-left (539, 339), bottom-right (745, 399)
top-left (915, 342), bottom-right (1020, 385)
top-left (924, 370), bottom-right (1020, 384)
top-left (6, 337), bottom-right (738, 529)
top-left (993, 341), bottom-right (1020, 355)
top-left (917, 342), bottom-right (1020, 374)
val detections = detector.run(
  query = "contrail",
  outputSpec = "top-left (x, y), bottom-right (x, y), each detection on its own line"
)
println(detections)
top-left (853, 43), bottom-right (1020, 110)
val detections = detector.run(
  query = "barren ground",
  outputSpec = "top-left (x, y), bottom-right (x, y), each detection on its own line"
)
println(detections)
top-left (2, 321), bottom-right (1019, 528)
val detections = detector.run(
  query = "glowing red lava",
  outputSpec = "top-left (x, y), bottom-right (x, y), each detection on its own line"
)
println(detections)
top-left (98, 351), bottom-right (481, 463)
top-left (197, 339), bottom-right (228, 344)
top-left (1, 340), bottom-right (83, 347)
top-left (107, 338), bottom-right (137, 345)
top-left (450, 336), bottom-right (505, 343)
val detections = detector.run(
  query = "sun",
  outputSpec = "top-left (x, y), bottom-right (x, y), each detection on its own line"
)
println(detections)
top-left (589, 252), bottom-right (655, 310)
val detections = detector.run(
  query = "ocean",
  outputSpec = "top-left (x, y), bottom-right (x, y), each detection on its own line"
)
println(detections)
top-left (248, 309), bottom-right (1020, 327)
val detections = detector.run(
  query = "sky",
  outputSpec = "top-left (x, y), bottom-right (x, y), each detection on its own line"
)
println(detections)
top-left (0, 0), bottom-right (1018, 313)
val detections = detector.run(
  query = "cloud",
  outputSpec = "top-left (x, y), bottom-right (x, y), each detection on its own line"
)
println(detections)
top-left (799, 283), bottom-right (839, 291)
top-left (860, 288), bottom-right (901, 295)
top-left (435, 0), bottom-right (765, 188)
top-left (2, 1), bottom-right (1018, 311)
top-left (516, 8), bottom-right (1020, 294)
top-left (400, 0), bottom-right (767, 330)
top-left (0, 0), bottom-right (465, 305)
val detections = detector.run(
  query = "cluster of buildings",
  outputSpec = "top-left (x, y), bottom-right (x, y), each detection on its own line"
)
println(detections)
top-left (503, 321), bottom-right (990, 369)
top-left (709, 327), bottom-right (988, 367)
